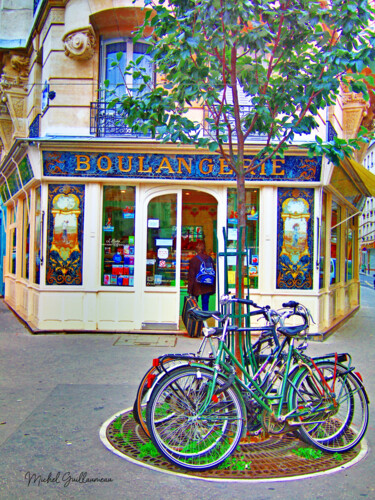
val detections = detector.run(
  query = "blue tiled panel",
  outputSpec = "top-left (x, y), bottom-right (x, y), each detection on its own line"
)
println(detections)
top-left (276, 187), bottom-right (314, 290)
top-left (46, 184), bottom-right (85, 286)
top-left (43, 151), bottom-right (322, 182)
top-left (28, 114), bottom-right (40, 138)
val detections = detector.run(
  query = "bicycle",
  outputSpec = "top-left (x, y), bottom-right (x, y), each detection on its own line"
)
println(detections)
top-left (133, 298), bottom-right (282, 437)
top-left (145, 296), bottom-right (369, 470)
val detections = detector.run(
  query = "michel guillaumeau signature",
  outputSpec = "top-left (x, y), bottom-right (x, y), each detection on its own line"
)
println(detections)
top-left (25, 471), bottom-right (113, 487)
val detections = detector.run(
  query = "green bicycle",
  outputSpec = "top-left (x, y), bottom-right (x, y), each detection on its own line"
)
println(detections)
top-left (145, 297), bottom-right (369, 470)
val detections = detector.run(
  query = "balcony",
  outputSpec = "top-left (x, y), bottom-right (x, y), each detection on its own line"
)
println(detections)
top-left (202, 105), bottom-right (267, 142)
top-left (90, 101), bottom-right (150, 138)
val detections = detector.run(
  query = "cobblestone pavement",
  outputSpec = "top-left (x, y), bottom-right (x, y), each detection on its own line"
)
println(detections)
top-left (0, 287), bottom-right (374, 500)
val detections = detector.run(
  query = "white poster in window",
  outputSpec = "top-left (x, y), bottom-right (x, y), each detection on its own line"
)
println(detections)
top-left (157, 248), bottom-right (169, 259)
top-left (156, 238), bottom-right (173, 246)
top-left (148, 218), bottom-right (160, 228)
top-left (227, 248), bottom-right (237, 266)
top-left (228, 227), bottom-right (238, 241)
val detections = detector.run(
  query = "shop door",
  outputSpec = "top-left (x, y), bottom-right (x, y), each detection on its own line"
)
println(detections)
top-left (142, 192), bottom-right (181, 330)
top-left (142, 190), bottom-right (217, 331)
top-left (180, 190), bottom-right (217, 315)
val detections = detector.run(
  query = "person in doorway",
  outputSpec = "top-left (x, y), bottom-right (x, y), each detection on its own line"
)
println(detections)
top-left (187, 240), bottom-right (216, 311)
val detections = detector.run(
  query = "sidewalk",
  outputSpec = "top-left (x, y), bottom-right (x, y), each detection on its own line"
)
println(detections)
top-left (0, 288), bottom-right (374, 500)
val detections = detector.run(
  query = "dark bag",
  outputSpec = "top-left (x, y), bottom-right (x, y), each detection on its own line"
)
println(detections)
top-left (182, 295), bottom-right (203, 338)
top-left (196, 255), bottom-right (215, 285)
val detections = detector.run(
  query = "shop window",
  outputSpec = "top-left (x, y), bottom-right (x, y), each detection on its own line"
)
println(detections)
top-left (22, 197), bottom-right (30, 280)
top-left (34, 186), bottom-right (41, 284)
top-left (102, 186), bottom-right (136, 286)
top-left (227, 188), bottom-right (259, 289)
top-left (319, 192), bottom-right (327, 289)
top-left (8, 204), bottom-right (17, 275)
top-left (330, 201), bottom-right (341, 284)
top-left (146, 194), bottom-right (177, 287)
top-left (346, 213), bottom-right (354, 282)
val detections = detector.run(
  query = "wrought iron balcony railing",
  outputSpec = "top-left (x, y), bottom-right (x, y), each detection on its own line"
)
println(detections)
top-left (90, 101), bottom-right (150, 138)
top-left (203, 105), bottom-right (267, 142)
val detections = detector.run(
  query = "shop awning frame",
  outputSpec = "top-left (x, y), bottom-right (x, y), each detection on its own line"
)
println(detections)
top-left (347, 158), bottom-right (375, 198)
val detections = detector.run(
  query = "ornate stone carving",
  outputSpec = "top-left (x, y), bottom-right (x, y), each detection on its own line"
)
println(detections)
top-left (63, 27), bottom-right (96, 60)
top-left (10, 55), bottom-right (30, 78)
top-left (0, 103), bottom-right (14, 152)
top-left (0, 53), bottom-right (29, 91)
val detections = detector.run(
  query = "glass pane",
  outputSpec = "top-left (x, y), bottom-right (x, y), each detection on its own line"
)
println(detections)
top-left (34, 186), bottom-right (41, 284)
top-left (330, 201), bottom-right (340, 284)
top-left (180, 190), bottom-right (217, 289)
top-left (319, 192), bottom-right (326, 288)
top-left (146, 194), bottom-right (177, 287)
top-left (22, 198), bottom-right (30, 280)
top-left (227, 188), bottom-right (259, 289)
top-left (10, 228), bottom-right (16, 274)
top-left (346, 212), bottom-right (353, 281)
top-left (102, 186), bottom-right (136, 286)
top-left (105, 42), bottom-right (127, 99)
top-left (133, 42), bottom-right (153, 96)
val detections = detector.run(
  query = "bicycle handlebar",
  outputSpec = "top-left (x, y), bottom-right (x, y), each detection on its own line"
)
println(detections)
top-left (282, 300), bottom-right (299, 308)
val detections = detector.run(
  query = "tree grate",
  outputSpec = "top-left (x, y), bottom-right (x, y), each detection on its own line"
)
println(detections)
top-left (104, 409), bottom-right (362, 480)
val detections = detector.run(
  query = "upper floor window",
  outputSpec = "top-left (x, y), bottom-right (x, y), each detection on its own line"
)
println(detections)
top-left (101, 38), bottom-right (154, 100)
top-left (91, 38), bottom-right (154, 137)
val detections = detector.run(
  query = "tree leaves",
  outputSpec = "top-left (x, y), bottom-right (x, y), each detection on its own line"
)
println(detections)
top-left (107, 0), bottom-right (375, 172)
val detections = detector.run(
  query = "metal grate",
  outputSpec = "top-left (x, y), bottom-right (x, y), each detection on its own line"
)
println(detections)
top-left (105, 409), bottom-right (361, 480)
top-left (90, 101), bottom-right (151, 138)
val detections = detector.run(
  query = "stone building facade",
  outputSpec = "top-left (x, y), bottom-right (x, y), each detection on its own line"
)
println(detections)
top-left (0, 0), bottom-right (375, 334)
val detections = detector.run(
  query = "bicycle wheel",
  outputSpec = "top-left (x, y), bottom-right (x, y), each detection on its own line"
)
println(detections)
top-left (290, 361), bottom-right (369, 452)
top-left (133, 358), bottom-right (187, 436)
top-left (146, 365), bottom-right (246, 470)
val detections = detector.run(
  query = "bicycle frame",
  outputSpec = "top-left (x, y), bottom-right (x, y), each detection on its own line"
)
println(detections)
top-left (193, 319), bottom-right (341, 424)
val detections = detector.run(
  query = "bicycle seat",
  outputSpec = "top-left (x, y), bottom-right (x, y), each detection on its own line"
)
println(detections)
top-left (277, 325), bottom-right (306, 337)
top-left (188, 308), bottom-right (221, 321)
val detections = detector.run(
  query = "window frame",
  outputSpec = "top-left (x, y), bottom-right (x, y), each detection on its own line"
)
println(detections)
top-left (100, 37), bottom-right (154, 101)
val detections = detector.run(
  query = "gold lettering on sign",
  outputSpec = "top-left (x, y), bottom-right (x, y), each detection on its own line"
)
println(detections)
top-left (75, 155), bottom-right (91, 171)
top-left (177, 157), bottom-right (192, 174)
top-left (119, 156), bottom-right (132, 173)
top-left (156, 157), bottom-right (174, 174)
top-left (272, 158), bottom-right (285, 175)
top-left (219, 159), bottom-right (232, 175)
top-left (138, 156), bottom-right (151, 173)
top-left (97, 155), bottom-right (112, 171)
top-left (199, 158), bottom-right (213, 174)
top-left (259, 162), bottom-right (267, 175)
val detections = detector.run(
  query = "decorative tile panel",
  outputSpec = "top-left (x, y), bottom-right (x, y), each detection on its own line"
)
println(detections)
top-left (276, 188), bottom-right (314, 289)
top-left (46, 184), bottom-right (85, 285)
top-left (28, 114), bottom-right (40, 138)
top-left (43, 151), bottom-right (322, 182)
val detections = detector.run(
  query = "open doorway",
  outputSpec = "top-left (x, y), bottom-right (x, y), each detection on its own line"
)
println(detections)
top-left (179, 189), bottom-right (217, 317)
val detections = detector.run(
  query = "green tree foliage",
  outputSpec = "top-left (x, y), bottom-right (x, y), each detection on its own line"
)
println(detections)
top-left (107, 0), bottom-right (375, 292)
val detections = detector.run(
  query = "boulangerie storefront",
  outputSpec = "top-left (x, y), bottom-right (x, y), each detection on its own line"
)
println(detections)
top-left (0, 139), bottom-right (365, 334)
